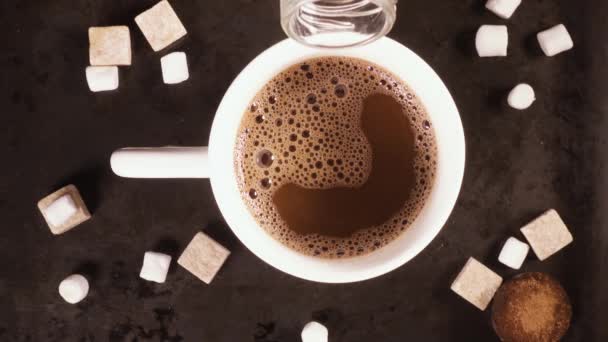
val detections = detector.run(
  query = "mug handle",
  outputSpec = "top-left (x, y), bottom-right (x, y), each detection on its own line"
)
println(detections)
top-left (110, 147), bottom-right (209, 178)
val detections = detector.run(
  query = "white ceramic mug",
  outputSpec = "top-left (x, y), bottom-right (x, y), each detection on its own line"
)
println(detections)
top-left (111, 37), bottom-right (465, 283)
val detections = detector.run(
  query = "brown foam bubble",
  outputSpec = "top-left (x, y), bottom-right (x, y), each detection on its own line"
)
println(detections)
top-left (234, 56), bottom-right (437, 258)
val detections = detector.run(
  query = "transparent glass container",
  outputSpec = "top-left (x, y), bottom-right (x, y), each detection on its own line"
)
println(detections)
top-left (280, 0), bottom-right (397, 48)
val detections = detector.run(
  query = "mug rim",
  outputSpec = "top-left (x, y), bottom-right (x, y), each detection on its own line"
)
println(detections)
top-left (208, 37), bottom-right (465, 283)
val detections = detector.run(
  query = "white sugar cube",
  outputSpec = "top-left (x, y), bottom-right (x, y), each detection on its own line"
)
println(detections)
top-left (135, 0), bottom-right (187, 52)
top-left (89, 26), bottom-right (131, 66)
top-left (139, 251), bottom-right (172, 283)
top-left (45, 194), bottom-right (78, 227)
top-left (498, 237), bottom-right (530, 269)
top-left (508, 83), bottom-right (535, 110)
top-left (476, 25), bottom-right (508, 57)
top-left (178, 232), bottom-right (230, 284)
top-left (521, 209), bottom-right (573, 260)
top-left (38, 185), bottom-right (91, 235)
top-left (301, 321), bottom-right (328, 342)
top-left (485, 0), bottom-right (522, 19)
top-left (86, 66), bottom-right (119, 92)
top-left (537, 24), bottom-right (573, 57)
top-left (161, 52), bottom-right (189, 84)
top-left (59, 274), bottom-right (89, 304)
top-left (451, 257), bottom-right (503, 310)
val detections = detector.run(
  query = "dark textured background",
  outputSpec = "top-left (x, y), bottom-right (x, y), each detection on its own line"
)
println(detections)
top-left (1, 0), bottom-right (607, 341)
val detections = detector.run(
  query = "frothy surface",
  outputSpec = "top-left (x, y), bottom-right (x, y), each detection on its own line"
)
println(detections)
top-left (234, 56), bottom-right (437, 258)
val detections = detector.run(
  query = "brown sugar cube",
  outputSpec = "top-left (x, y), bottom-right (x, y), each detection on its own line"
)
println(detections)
top-left (135, 0), bottom-right (187, 52)
top-left (178, 232), bottom-right (230, 284)
top-left (451, 257), bottom-right (503, 311)
top-left (89, 26), bottom-right (132, 66)
top-left (37, 185), bottom-right (91, 235)
top-left (521, 209), bottom-right (573, 261)
top-left (492, 272), bottom-right (572, 342)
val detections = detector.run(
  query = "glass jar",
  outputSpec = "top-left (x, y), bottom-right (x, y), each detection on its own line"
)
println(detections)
top-left (280, 0), bottom-right (397, 48)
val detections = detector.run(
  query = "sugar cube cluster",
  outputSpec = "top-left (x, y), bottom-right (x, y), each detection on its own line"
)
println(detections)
top-left (451, 209), bottom-right (574, 311)
top-left (476, 0), bottom-right (574, 109)
top-left (87, 26), bottom-right (130, 92)
top-left (135, 232), bottom-right (233, 285)
top-left (479, 0), bottom-right (573, 57)
top-left (86, 0), bottom-right (190, 92)
top-left (38, 185), bottom-right (231, 303)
